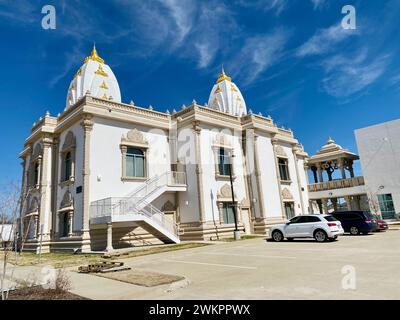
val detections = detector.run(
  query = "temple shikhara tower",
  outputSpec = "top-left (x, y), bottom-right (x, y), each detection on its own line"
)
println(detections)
top-left (19, 46), bottom-right (309, 253)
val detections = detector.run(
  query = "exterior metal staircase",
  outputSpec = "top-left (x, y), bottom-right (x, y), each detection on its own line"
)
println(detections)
top-left (90, 171), bottom-right (186, 244)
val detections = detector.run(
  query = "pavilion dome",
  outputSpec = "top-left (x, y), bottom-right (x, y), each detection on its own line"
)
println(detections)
top-left (207, 68), bottom-right (247, 117)
top-left (66, 45), bottom-right (121, 108)
top-left (317, 137), bottom-right (345, 154)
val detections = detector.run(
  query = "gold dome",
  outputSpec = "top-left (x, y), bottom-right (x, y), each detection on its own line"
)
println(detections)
top-left (216, 67), bottom-right (232, 84)
top-left (84, 44), bottom-right (105, 64)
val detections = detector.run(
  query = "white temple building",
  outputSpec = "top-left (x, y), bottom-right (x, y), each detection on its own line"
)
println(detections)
top-left (19, 46), bottom-right (310, 252)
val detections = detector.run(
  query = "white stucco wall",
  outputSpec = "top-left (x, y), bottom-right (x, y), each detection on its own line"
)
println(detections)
top-left (56, 123), bottom-right (84, 231)
top-left (355, 119), bottom-right (400, 217)
top-left (255, 132), bottom-right (282, 218)
top-left (176, 125), bottom-right (200, 223)
top-left (89, 117), bottom-right (170, 203)
top-left (297, 157), bottom-right (310, 213)
top-left (199, 126), bottom-right (248, 223)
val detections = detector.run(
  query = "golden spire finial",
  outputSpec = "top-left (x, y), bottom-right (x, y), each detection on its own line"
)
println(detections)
top-left (84, 43), bottom-right (105, 64)
top-left (216, 65), bottom-right (232, 83)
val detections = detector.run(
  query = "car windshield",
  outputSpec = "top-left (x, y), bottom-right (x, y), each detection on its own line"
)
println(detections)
top-left (324, 216), bottom-right (337, 222)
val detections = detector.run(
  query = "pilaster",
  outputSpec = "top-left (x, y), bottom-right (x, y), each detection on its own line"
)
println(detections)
top-left (80, 115), bottom-right (94, 251)
top-left (193, 121), bottom-right (205, 223)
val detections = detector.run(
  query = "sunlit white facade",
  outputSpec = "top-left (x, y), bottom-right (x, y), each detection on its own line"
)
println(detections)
top-left (19, 47), bottom-right (309, 252)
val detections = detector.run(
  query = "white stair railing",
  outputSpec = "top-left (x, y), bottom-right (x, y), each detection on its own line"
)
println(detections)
top-left (90, 171), bottom-right (185, 240)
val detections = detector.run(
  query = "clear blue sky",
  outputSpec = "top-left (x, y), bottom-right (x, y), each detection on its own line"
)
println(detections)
top-left (0, 0), bottom-right (399, 184)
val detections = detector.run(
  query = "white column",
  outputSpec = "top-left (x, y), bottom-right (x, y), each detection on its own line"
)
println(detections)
top-left (193, 121), bottom-right (205, 223)
top-left (106, 222), bottom-right (113, 252)
top-left (81, 115), bottom-right (94, 248)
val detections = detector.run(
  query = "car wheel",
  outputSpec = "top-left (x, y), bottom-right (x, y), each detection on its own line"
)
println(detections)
top-left (350, 226), bottom-right (359, 235)
top-left (314, 230), bottom-right (327, 242)
top-left (287, 238), bottom-right (294, 241)
top-left (272, 230), bottom-right (284, 242)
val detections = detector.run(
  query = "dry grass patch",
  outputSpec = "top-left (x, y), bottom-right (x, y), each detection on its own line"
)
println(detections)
top-left (220, 235), bottom-right (263, 242)
top-left (3, 243), bottom-right (210, 268)
top-left (97, 269), bottom-right (185, 287)
top-left (102, 243), bottom-right (209, 259)
top-left (4, 252), bottom-right (105, 268)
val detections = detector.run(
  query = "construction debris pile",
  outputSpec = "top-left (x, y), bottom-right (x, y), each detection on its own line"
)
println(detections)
top-left (78, 261), bottom-right (131, 274)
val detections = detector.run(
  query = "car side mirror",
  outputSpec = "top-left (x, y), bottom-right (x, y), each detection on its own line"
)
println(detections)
top-left (286, 222), bottom-right (291, 225)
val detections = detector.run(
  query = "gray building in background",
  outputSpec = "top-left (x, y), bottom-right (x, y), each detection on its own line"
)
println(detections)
top-left (355, 119), bottom-right (400, 220)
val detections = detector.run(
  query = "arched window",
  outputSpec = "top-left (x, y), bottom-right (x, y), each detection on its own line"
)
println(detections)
top-left (64, 152), bottom-right (72, 181)
top-left (126, 148), bottom-right (145, 177)
top-left (60, 131), bottom-right (76, 183)
top-left (33, 163), bottom-right (39, 185)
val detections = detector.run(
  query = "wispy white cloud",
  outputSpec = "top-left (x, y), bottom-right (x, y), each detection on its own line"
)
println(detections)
top-left (49, 46), bottom-right (85, 88)
top-left (118, 0), bottom-right (237, 68)
top-left (389, 74), bottom-right (400, 86)
top-left (310, 0), bottom-right (326, 10)
top-left (321, 50), bottom-right (390, 98)
top-left (0, 0), bottom-right (36, 23)
top-left (236, 0), bottom-right (288, 15)
top-left (296, 24), bottom-right (357, 57)
top-left (186, 3), bottom-right (238, 68)
top-left (158, 0), bottom-right (194, 44)
top-left (230, 28), bottom-right (290, 85)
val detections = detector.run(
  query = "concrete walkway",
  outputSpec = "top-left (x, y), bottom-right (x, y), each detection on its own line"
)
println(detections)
top-left (3, 230), bottom-right (400, 299)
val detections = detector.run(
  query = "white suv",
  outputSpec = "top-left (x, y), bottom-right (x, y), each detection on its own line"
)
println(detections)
top-left (268, 214), bottom-right (344, 242)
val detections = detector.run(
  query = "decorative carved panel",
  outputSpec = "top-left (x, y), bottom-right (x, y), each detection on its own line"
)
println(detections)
top-left (161, 200), bottom-right (176, 212)
top-left (62, 131), bottom-right (76, 151)
top-left (32, 144), bottom-right (43, 158)
top-left (122, 128), bottom-right (148, 146)
top-left (282, 187), bottom-right (293, 200)
top-left (275, 145), bottom-right (287, 157)
top-left (217, 183), bottom-right (237, 199)
top-left (214, 132), bottom-right (232, 147)
top-left (28, 197), bottom-right (39, 213)
top-left (60, 191), bottom-right (74, 209)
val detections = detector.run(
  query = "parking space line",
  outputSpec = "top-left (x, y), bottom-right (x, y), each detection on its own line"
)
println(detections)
top-left (201, 252), bottom-right (297, 260)
top-left (163, 259), bottom-right (257, 270)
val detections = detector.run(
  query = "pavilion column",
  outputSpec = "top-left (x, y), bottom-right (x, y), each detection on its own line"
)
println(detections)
top-left (345, 196), bottom-right (352, 211)
top-left (332, 198), bottom-right (338, 212)
top-left (193, 121), bottom-right (205, 223)
top-left (354, 195), bottom-right (361, 210)
top-left (317, 163), bottom-right (323, 183)
top-left (348, 160), bottom-right (355, 178)
top-left (326, 163), bottom-right (333, 181)
top-left (317, 199), bottom-right (323, 214)
top-left (339, 158), bottom-right (346, 179)
top-left (311, 166), bottom-right (318, 183)
top-left (81, 115), bottom-right (94, 250)
top-left (322, 199), bottom-right (329, 214)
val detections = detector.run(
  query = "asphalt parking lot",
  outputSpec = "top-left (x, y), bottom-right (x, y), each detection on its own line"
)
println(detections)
top-left (69, 230), bottom-right (400, 300)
